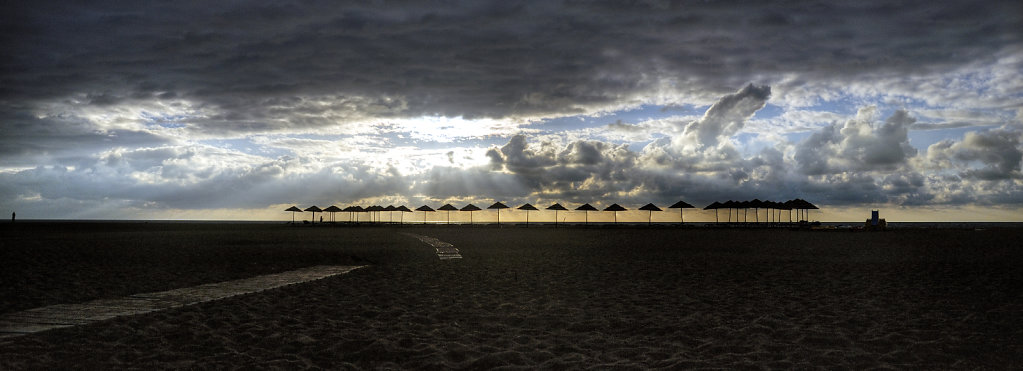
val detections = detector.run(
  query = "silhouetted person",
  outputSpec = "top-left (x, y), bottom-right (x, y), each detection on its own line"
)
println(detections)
top-left (11, 211), bottom-right (14, 223)
top-left (320, 216), bottom-right (323, 223)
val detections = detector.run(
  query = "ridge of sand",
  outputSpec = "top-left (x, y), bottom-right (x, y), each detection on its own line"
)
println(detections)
top-left (0, 265), bottom-right (366, 340)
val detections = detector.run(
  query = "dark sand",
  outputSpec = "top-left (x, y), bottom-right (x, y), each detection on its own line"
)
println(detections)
top-left (2, 223), bottom-right (1022, 369)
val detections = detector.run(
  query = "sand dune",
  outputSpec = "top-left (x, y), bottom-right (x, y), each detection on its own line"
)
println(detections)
top-left (2, 223), bottom-right (1021, 368)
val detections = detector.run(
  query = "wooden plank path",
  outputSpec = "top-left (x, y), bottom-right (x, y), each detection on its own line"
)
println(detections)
top-left (0, 265), bottom-right (366, 340)
top-left (403, 233), bottom-right (462, 259)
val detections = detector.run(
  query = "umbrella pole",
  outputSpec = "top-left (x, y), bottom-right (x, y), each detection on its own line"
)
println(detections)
top-left (555, 210), bottom-right (558, 228)
top-left (680, 209), bottom-right (684, 225)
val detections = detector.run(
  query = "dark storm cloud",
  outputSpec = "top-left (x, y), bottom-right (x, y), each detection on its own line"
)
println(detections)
top-left (3, 0), bottom-right (1020, 132)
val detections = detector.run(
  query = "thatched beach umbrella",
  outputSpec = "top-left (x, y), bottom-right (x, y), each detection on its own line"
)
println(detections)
top-left (750, 199), bottom-right (764, 223)
top-left (766, 201), bottom-right (786, 224)
top-left (461, 204), bottom-right (481, 225)
top-left (518, 203), bottom-right (538, 226)
top-left (365, 205), bottom-right (383, 223)
top-left (285, 206), bottom-right (302, 223)
top-left (576, 203), bottom-right (598, 225)
top-left (722, 200), bottom-right (738, 223)
top-left (304, 205), bottom-right (322, 224)
top-left (547, 203), bottom-right (568, 227)
top-left (739, 201), bottom-right (751, 223)
top-left (396, 205), bottom-right (412, 224)
top-left (668, 200), bottom-right (695, 224)
top-left (790, 199), bottom-right (819, 222)
top-left (384, 205), bottom-right (397, 223)
top-left (779, 201), bottom-right (793, 223)
top-left (784, 200), bottom-right (796, 222)
top-left (352, 205), bottom-right (366, 223)
top-left (488, 202), bottom-right (509, 225)
top-left (438, 204), bottom-right (458, 224)
top-left (704, 202), bottom-right (722, 223)
top-left (638, 203), bottom-right (662, 225)
top-left (604, 203), bottom-right (627, 224)
top-left (341, 206), bottom-right (354, 222)
top-left (323, 205), bottom-right (342, 223)
top-left (415, 205), bottom-right (435, 224)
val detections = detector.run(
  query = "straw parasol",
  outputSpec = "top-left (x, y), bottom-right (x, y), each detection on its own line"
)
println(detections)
top-left (438, 204), bottom-right (458, 224)
top-left (704, 202), bottom-right (722, 223)
top-left (461, 204), bottom-right (481, 225)
top-left (352, 205), bottom-right (366, 223)
top-left (575, 203), bottom-right (598, 225)
top-left (638, 203), bottom-right (662, 225)
top-left (518, 203), bottom-right (538, 226)
top-left (488, 202), bottom-right (509, 225)
top-left (668, 200), bottom-right (695, 224)
top-left (396, 205), bottom-right (412, 224)
top-left (749, 199), bottom-right (764, 223)
top-left (304, 205), bottom-right (322, 224)
top-left (603, 203), bottom-right (626, 224)
top-left (285, 206), bottom-right (302, 224)
top-left (415, 205), bottom-right (435, 224)
top-left (384, 205), bottom-right (397, 223)
top-left (365, 205), bottom-right (383, 223)
top-left (739, 200), bottom-right (751, 223)
top-left (546, 203), bottom-right (568, 227)
top-left (323, 205), bottom-right (342, 223)
top-left (788, 199), bottom-right (819, 222)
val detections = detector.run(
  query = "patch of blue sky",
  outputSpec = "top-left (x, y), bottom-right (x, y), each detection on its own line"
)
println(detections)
top-left (805, 95), bottom-right (869, 116)
top-left (529, 104), bottom-right (707, 133)
top-left (751, 103), bottom-right (784, 120)
top-left (200, 138), bottom-right (290, 158)
top-left (626, 135), bottom-right (668, 152)
top-left (140, 111), bottom-right (189, 128)
top-left (387, 132), bottom-right (507, 150)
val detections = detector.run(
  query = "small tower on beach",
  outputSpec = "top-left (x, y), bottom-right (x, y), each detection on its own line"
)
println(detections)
top-left (865, 210), bottom-right (887, 230)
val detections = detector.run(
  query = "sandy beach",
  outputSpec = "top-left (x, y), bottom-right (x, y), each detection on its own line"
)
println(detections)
top-left (1, 222), bottom-right (1021, 369)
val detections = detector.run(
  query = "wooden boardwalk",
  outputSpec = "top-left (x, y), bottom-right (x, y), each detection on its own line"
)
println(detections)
top-left (0, 265), bottom-right (366, 340)
top-left (404, 233), bottom-right (462, 259)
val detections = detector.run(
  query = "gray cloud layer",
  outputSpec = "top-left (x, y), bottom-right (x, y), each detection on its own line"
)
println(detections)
top-left (4, 1), bottom-right (1020, 122)
top-left (2, 1), bottom-right (1022, 217)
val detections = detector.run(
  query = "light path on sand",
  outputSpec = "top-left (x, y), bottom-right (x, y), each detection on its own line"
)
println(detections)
top-left (0, 265), bottom-right (366, 340)
top-left (403, 233), bottom-right (462, 259)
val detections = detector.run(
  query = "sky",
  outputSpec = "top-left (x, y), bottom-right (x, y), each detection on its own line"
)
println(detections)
top-left (1, 0), bottom-right (1022, 222)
